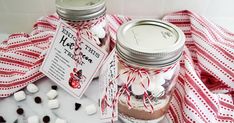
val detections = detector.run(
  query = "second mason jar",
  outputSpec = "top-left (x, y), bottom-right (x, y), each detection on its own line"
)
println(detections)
top-left (116, 19), bottom-right (185, 122)
top-left (56, 0), bottom-right (110, 52)
top-left (56, 0), bottom-right (110, 78)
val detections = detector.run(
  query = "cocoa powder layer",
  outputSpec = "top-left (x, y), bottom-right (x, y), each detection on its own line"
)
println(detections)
top-left (118, 100), bottom-right (170, 120)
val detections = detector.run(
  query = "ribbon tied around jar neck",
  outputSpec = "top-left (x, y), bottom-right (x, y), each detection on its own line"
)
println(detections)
top-left (65, 15), bottom-right (106, 66)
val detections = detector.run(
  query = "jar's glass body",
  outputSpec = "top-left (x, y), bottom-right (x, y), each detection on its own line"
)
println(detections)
top-left (113, 19), bottom-right (184, 123)
top-left (117, 58), bottom-right (180, 123)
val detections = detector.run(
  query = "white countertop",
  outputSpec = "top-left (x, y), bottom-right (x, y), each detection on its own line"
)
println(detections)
top-left (0, 18), bottom-right (233, 123)
top-left (0, 78), bottom-right (102, 123)
top-left (0, 77), bottom-right (170, 123)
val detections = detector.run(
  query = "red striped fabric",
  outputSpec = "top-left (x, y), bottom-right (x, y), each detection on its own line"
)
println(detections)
top-left (0, 14), bottom-right (56, 97)
top-left (0, 10), bottom-right (233, 122)
top-left (162, 10), bottom-right (234, 123)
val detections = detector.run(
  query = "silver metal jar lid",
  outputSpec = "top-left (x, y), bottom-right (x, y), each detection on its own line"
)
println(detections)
top-left (56, 0), bottom-right (106, 21)
top-left (116, 19), bottom-right (185, 67)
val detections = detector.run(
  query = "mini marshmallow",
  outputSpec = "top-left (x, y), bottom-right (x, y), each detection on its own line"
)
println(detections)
top-left (26, 83), bottom-right (38, 93)
top-left (90, 25), bottom-right (106, 39)
top-left (163, 67), bottom-right (176, 80)
top-left (46, 90), bottom-right (58, 99)
top-left (147, 82), bottom-right (157, 92)
top-left (131, 83), bottom-right (145, 96)
top-left (152, 86), bottom-right (165, 98)
top-left (14, 91), bottom-right (26, 101)
top-left (55, 118), bottom-right (67, 123)
top-left (99, 20), bottom-right (106, 28)
top-left (96, 38), bottom-right (101, 45)
top-left (133, 75), bottom-right (149, 85)
top-left (117, 70), bottom-right (128, 86)
top-left (152, 74), bottom-right (166, 86)
top-left (85, 104), bottom-right (97, 115)
top-left (48, 99), bottom-right (60, 109)
top-left (27, 115), bottom-right (39, 123)
top-left (92, 35), bottom-right (101, 45)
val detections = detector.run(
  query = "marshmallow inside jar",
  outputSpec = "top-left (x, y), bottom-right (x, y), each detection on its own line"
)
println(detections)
top-left (131, 82), bottom-right (145, 96)
top-left (117, 69), bottom-right (128, 86)
top-left (150, 73), bottom-right (166, 86)
top-left (115, 19), bottom-right (185, 122)
top-left (90, 24), bottom-right (106, 39)
top-left (117, 62), bottom-right (138, 86)
top-left (147, 73), bottom-right (167, 98)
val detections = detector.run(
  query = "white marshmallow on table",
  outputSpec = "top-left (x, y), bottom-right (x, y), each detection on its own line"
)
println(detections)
top-left (90, 25), bottom-right (106, 39)
top-left (85, 104), bottom-right (97, 115)
top-left (55, 118), bottom-right (67, 123)
top-left (27, 115), bottom-right (39, 123)
top-left (46, 90), bottom-right (58, 99)
top-left (131, 83), bottom-right (145, 96)
top-left (48, 99), bottom-right (60, 109)
top-left (151, 74), bottom-right (166, 86)
top-left (152, 85), bottom-right (165, 98)
top-left (163, 67), bottom-right (176, 80)
top-left (26, 83), bottom-right (38, 93)
top-left (14, 90), bottom-right (26, 101)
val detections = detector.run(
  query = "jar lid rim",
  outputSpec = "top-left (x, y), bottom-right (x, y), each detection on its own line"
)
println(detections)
top-left (116, 19), bottom-right (185, 66)
top-left (56, 0), bottom-right (106, 21)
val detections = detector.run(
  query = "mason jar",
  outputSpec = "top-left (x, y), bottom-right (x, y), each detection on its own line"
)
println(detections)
top-left (56, 0), bottom-right (110, 78)
top-left (116, 19), bottom-right (185, 122)
top-left (56, 0), bottom-right (110, 52)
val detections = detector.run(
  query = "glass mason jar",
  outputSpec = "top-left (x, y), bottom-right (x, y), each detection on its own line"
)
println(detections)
top-left (56, 0), bottom-right (110, 78)
top-left (116, 19), bottom-right (185, 122)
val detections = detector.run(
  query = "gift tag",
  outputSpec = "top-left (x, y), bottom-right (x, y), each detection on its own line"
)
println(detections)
top-left (40, 21), bottom-right (107, 99)
top-left (99, 49), bottom-right (118, 122)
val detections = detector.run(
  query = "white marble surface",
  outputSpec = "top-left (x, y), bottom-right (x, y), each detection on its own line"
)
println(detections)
top-left (0, 19), bottom-right (233, 123)
top-left (0, 77), bottom-right (170, 123)
top-left (0, 77), bottom-right (102, 123)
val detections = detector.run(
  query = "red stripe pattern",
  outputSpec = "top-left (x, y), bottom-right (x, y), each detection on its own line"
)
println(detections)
top-left (0, 14), bottom-right (56, 97)
top-left (163, 10), bottom-right (234, 123)
top-left (0, 11), bottom-right (233, 122)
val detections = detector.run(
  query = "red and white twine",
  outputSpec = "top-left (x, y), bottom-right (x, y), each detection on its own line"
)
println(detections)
top-left (65, 15), bottom-right (106, 66)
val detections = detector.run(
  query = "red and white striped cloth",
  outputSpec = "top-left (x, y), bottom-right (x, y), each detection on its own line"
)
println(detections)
top-left (163, 10), bottom-right (234, 123)
top-left (0, 10), bottom-right (233, 122)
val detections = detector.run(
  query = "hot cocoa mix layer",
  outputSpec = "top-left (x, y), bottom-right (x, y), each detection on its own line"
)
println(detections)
top-left (118, 100), bottom-right (170, 120)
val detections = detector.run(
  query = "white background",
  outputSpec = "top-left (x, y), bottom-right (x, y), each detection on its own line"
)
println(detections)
top-left (0, 0), bottom-right (234, 33)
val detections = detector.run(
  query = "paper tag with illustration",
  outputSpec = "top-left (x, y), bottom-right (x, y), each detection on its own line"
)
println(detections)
top-left (40, 21), bottom-right (107, 99)
top-left (99, 49), bottom-right (118, 122)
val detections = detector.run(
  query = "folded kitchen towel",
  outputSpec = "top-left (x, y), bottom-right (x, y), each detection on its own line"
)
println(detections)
top-left (162, 10), bottom-right (234, 123)
top-left (0, 10), bottom-right (233, 122)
